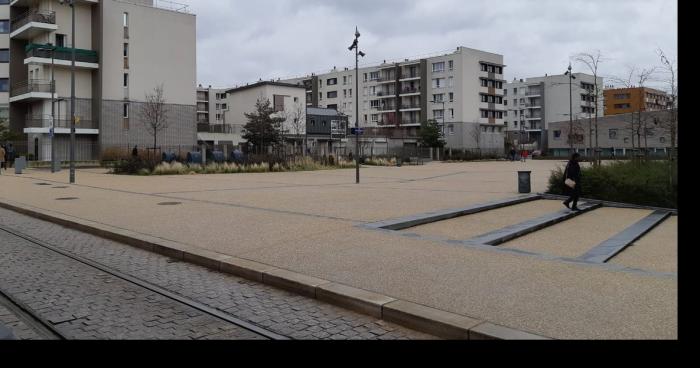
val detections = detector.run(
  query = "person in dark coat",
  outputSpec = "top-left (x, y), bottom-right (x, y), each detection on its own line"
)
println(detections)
top-left (132, 145), bottom-right (138, 158)
top-left (563, 152), bottom-right (582, 211)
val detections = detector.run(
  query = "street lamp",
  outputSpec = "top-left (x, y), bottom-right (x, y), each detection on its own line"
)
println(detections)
top-left (564, 63), bottom-right (577, 154)
top-left (519, 108), bottom-right (525, 162)
top-left (59, 0), bottom-right (76, 183)
top-left (348, 26), bottom-right (365, 184)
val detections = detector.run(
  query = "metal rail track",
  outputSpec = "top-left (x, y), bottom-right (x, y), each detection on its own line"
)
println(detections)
top-left (0, 287), bottom-right (67, 340)
top-left (0, 224), bottom-right (290, 340)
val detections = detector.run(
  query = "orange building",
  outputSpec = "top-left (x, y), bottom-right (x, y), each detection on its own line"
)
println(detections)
top-left (604, 87), bottom-right (671, 116)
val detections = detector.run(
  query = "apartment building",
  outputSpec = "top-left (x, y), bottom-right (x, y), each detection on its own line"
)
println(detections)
top-left (196, 84), bottom-right (234, 145)
top-left (282, 46), bottom-right (506, 152)
top-left (1, 2), bottom-right (9, 129)
top-left (547, 110), bottom-right (676, 157)
top-left (217, 81), bottom-right (306, 149)
top-left (6, 0), bottom-right (196, 161)
top-left (503, 73), bottom-right (604, 152)
top-left (604, 87), bottom-right (671, 116)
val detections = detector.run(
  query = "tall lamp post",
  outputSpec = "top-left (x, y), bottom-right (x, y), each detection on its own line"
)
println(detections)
top-left (348, 27), bottom-right (365, 184)
top-left (59, 0), bottom-right (75, 183)
top-left (564, 63), bottom-right (577, 154)
top-left (519, 111), bottom-right (525, 162)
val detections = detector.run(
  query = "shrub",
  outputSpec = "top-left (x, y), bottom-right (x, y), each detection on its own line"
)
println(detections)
top-left (110, 157), bottom-right (157, 175)
top-left (547, 160), bottom-right (677, 208)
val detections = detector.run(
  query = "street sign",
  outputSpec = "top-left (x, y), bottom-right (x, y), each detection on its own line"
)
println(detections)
top-left (351, 128), bottom-right (364, 135)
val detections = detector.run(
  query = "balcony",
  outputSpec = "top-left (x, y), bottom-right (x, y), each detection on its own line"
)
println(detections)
top-left (24, 44), bottom-right (100, 69)
top-left (375, 90), bottom-right (397, 99)
top-left (22, 116), bottom-right (99, 135)
top-left (399, 87), bottom-right (420, 96)
top-left (400, 73), bottom-right (421, 81)
top-left (10, 9), bottom-right (57, 40)
top-left (525, 92), bottom-right (542, 97)
top-left (197, 123), bottom-right (237, 134)
top-left (376, 76), bottom-right (396, 84)
top-left (10, 80), bottom-right (56, 103)
top-left (399, 103), bottom-right (421, 112)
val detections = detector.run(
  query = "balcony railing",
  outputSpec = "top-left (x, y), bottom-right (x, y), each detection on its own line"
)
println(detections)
top-left (376, 76), bottom-right (396, 82)
top-left (197, 123), bottom-right (237, 134)
top-left (25, 116), bottom-right (98, 130)
top-left (11, 9), bottom-right (56, 33)
top-left (10, 79), bottom-right (54, 97)
top-left (400, 73), bottom-right (420, 79)
top-left (400, 103), bottom-right (421, 109)
top-left (26, 44), bottom-right (99, 64)
top-left (400, 87), bottom-right (420, 94)
top-left (376, 91), bottom-right (396, 97)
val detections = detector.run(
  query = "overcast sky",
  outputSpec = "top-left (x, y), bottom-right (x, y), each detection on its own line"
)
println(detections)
top-left (189, 0), bottom-right (677, 90)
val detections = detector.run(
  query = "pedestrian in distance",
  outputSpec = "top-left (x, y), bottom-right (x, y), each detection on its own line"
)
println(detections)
top-left (6, 143), bottom-right (14, 168)
top-left (509, 148), bottom-right (516, 161)
top-left (132, 145), bottom-right (138, 158)
top-left (521, 149), bottom-right (528, 162)
top-left (563, 152), bottom-right (582, 211)
top-left (0, 144), bottom-right (5, 173)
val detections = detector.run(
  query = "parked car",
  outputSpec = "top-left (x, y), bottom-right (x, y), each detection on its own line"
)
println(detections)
top-left (531, 150), bottom-right (542, 157)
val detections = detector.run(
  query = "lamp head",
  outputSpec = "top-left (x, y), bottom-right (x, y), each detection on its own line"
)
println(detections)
top-left (355, 27), bottom-right (360, 38)
top-left (358, 51), bottom-right (366, 57)
top-left (348, 39), bottom-right (357, 51)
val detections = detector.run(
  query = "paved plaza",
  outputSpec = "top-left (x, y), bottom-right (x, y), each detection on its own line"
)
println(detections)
top-left (0, 160), bottom-right (677, 339)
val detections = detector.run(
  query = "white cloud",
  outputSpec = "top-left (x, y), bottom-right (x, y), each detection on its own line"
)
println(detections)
top-left (190, 0), bottom-right (677, 91)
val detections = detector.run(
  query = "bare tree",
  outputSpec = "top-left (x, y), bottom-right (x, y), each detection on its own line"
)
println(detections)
top-left (284, 101), bottom-right (306, 155)
top-left (573, 50), bottom-right (606, 165)
top-left (140, 84), bottom-right (169, 155)
top-left (657, 48), bottom-right (678, 189)
top-left (609, 65), bottom-right (657, 158)
top-left (469, 122), bottom-right (482, 157)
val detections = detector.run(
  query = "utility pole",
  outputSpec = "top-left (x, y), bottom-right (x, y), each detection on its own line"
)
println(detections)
top-left (349, 27), bottom-right (365, 184)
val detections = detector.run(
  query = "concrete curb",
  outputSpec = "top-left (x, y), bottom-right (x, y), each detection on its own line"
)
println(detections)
top-left (0, 199), bottom-right (552, 340)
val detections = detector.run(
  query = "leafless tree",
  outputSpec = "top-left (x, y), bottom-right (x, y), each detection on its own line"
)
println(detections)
top-left (140, 84), bottom-right (169, 154)
top-left (284, 101), bottom-right (306, 155)
top-left (469, 122), bottom-right (482, 157)
top-left (609, 65), bottom-right (657, 158)
top-left (657, 48), bottom-right (678, 189)
top-left (573, 50), bottom-right (606, 165)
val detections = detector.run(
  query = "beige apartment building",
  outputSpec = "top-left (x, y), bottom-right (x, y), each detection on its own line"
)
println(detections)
top-left (282, 46), bottom-right (506, 152)
top-left (4, 0), bottom-right (196, 161)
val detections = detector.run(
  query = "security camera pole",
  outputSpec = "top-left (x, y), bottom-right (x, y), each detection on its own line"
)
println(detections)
top-left (349, 27), bottom-right (365, 184)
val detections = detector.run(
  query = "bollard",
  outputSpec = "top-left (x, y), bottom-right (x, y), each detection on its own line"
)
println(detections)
top-left (14, 157), bottom-right (27, 175)
top-left (517, 171), bottom-right (531, 193)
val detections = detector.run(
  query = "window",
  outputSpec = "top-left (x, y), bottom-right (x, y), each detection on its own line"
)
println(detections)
top-left (216, 103), bottom-right (220, 110)
top-left (343, 89), bottom-right (347, 98)
top-left (449, 92), bottom-right (454, 102)
top-left (481, 110), bottom-right (489, 118)
top-left (343, 76), bottom-right (347, 85)
top-left (504, 100), bottom-right (508, 106)
top-left (614, 103), bottom-right (631, 109)
top-left (448, 77), bottom-right (454, 87)
top-left (327, 91), bottom-right (337, 99)
top-left (319, 92), bottom-right (323, 100)
top-left (293, 97), bottom-right (298, 102)
top-left (433, 94), bottom-right (444, 102)
top-left (364, 115), bottom-right (367, 122)
top-left (370, 100), bottom-right (380, 108)
top-left (660, 137), bottom-right (666, 143)
top-left (221, 103), bottom-right (227, 110)
top-left (553, 130), bottom-right (561, 140)
top-left (623, 137), bottom-right (629, 144)
top-left (369, 72), bottom-right (379, 80)
top-left (433, 110), bottom-right (444, 119)
top-left (0, 49), bottom-right (8, 63)
top-left (496, 81), bottom-right (503, 89)
top-left (123, 12), bottom-right (129, 27)
top-left (0, 20), bottom-right (9, 34)
top-left (349, 89), bottom-right (352, 97)
top-left (273, 95), bottom-right (285, 112)
top-left (123, 73), bottom-right (129, 87)
top-left (504, 111), bottom-right (508, 117)
top-left (432, 62), bottom-right (445, 73)
top-left (448, 60), bottom-right (454, 71)
top-left (448, 124), bottom-right (455, 135)
top-left (480, 79), bottom-right (488, 87)
top-left (327, 78), bottom-right (337, 85)
top-left (0, 78), bottom-right (8, 92)
top-left (432, 78), bottom-right (445, 88)
top-left (480, 63), bottom-right (488, 72)
top-left (504, 89), bottom-right (507, 96)
top-left (363, 73), bottom-right (367, 81)
top-left (123, 103), bottom-right (129, 118)
top-left (371, 114), bottom-right (378, 122)
top-left (56, 34), bottom-right (66, 48)
top-left (216, 114), bottom-right (221, 121)
top-left (609, 129), bottom-right (618, 140)
top-left (449, 108), bottom-right (454, 118)
top-left (311, 119), bottom-right (316, 127)
top-left (123, 43), bottom-right (129, 57)
top-left (481, 95), bottom-right (488, 103)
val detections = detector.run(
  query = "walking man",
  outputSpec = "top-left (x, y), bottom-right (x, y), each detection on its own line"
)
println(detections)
top-left (563, 152), bottom-right (582, 211)
top-left (0, 144), bottom-right (5, 174)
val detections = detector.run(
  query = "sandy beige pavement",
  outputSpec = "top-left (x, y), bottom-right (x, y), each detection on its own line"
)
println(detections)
top-left (0, 160), bottom-right (677, 339)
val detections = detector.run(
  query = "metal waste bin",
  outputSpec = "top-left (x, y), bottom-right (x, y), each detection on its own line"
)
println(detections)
top-left (162, 152), bottom-right (177, 163)
top-left (211, 151), bottom-right (224, 163)
top-left (518, 171), bottom-right (531, 193)
top-left (187, 152), bottom-right (202, 164)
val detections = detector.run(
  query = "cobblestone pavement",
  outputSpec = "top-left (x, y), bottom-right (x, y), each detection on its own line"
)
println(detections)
top-left (0, 208), bottom-right (436, 340)
top-left (0, 304), bottom-right (46, 340)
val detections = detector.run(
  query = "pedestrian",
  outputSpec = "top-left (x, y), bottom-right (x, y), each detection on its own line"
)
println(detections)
top-left (509, 148), bottom-right (516, 161)
top-left (6, 143), bottom-right (14, 168)
top-left (132, 145), bottom-right (138, 158)
top-left (521, 149), bottom-right (528, 162)
top-left (0, 144), bottom-right (5, 173)
top-left (563, 152), bottom-right (582, 211)
top-left (611, 147), bottom-right (615, 160)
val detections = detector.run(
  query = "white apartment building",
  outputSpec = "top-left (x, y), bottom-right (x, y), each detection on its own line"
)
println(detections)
top-left (282, 46), bottom-right (506, 152)
top-left (5, 0), bottom-right (196, 161)
top-left (199, 81), bottom-right (306, 149)
top-left (1, 2), bottom-right (10, 129)
top-left (503, 73), bottom-right (604, 151)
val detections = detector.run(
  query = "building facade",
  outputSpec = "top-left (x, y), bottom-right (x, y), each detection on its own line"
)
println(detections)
top-left (547, 110), bottom-right (676, 157)
top-left (1, 2), bottom-right (10, 132)
top-left (6, 0), bottom-right (196, 161)
top-left (282, 46), bottom-right (506, 152)
top-left (305, 107), bottom-right (347, 156)
top-left (603, 87), bottom-right (671, 116)
top-left (196, 84), bottom-right (233, 145)
top-left (215, 81), bottom-right (306, 150)
top-left (503, 73), bottom-right (604, 152)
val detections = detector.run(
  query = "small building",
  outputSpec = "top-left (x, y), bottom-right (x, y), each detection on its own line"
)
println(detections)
top-left (547, 110), bottom-right (676, 157)
top-left (604, 87), bottom-right (672, 116)
top-left (305, 107), bottom-right (348, 156)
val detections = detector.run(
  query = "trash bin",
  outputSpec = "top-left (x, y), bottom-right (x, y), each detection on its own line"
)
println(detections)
top-left (211, 151), bottom-right (224, 163)
top-left (517, 171), bottom-right (531, 193)
top-left (162, 152), bottom-right (177, 163)
top-left (14, 157), bottom-right (27, 175)
top-left (187, 151), bottom-right (202, 164)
